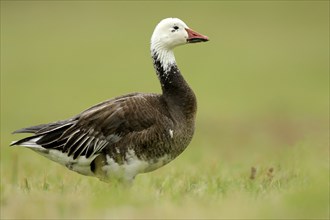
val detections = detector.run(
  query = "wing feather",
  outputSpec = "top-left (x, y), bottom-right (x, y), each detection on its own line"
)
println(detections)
top-left (66, 132), bottom-right (88, 156)
top-left (12, 93), bottom-right (170, 160)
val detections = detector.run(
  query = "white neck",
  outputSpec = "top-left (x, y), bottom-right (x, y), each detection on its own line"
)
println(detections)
top-left (151, 41), bottom-right (176, 72)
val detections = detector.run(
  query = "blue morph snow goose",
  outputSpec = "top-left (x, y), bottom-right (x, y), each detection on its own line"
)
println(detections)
top-left (11, 18), bottom-right (209, 183)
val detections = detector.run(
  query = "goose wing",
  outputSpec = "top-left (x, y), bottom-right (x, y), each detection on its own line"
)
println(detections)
top-left (11, 93), bottom-right (170, 159)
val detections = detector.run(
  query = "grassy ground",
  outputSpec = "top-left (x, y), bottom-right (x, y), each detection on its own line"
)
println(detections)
top-left (1, 1), bottom-right (329, 219)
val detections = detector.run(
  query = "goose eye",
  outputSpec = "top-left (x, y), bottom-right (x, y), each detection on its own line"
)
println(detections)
top-left (171, 26), bottom-right (179, 32)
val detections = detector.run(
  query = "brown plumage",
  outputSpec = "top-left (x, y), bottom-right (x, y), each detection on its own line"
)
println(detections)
top-left (11, 18), bottom-right (209, 183)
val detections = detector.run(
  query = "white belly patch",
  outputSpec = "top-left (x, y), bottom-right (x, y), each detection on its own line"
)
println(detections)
top-left (102, 149), bottom-right (170, 181)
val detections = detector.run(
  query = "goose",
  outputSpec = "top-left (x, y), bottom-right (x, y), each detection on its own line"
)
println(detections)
top-left (11, 18), bottom-right (209, 183)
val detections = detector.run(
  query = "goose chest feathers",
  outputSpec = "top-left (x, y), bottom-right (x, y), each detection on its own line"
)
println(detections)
top-left (11, 18), bottom-right (209, 183)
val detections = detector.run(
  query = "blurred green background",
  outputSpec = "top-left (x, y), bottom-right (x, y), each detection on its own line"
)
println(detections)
top-left (1, 1), bottom-right (329, 219)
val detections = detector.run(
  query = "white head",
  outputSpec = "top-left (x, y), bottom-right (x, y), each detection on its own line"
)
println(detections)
top-left (151, 18), bottom-right (209, 51)
top-left (151, 18), bottom-right (209, 71)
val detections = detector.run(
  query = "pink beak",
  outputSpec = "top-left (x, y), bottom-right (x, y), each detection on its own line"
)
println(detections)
top-left (185, 28), bottom-right (209, 43)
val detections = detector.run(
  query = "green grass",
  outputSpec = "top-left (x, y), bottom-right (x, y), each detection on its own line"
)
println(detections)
top-left (1, 1), bottom-right (329, 219)
top-left (1, 142), bottom-right (328, 219)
